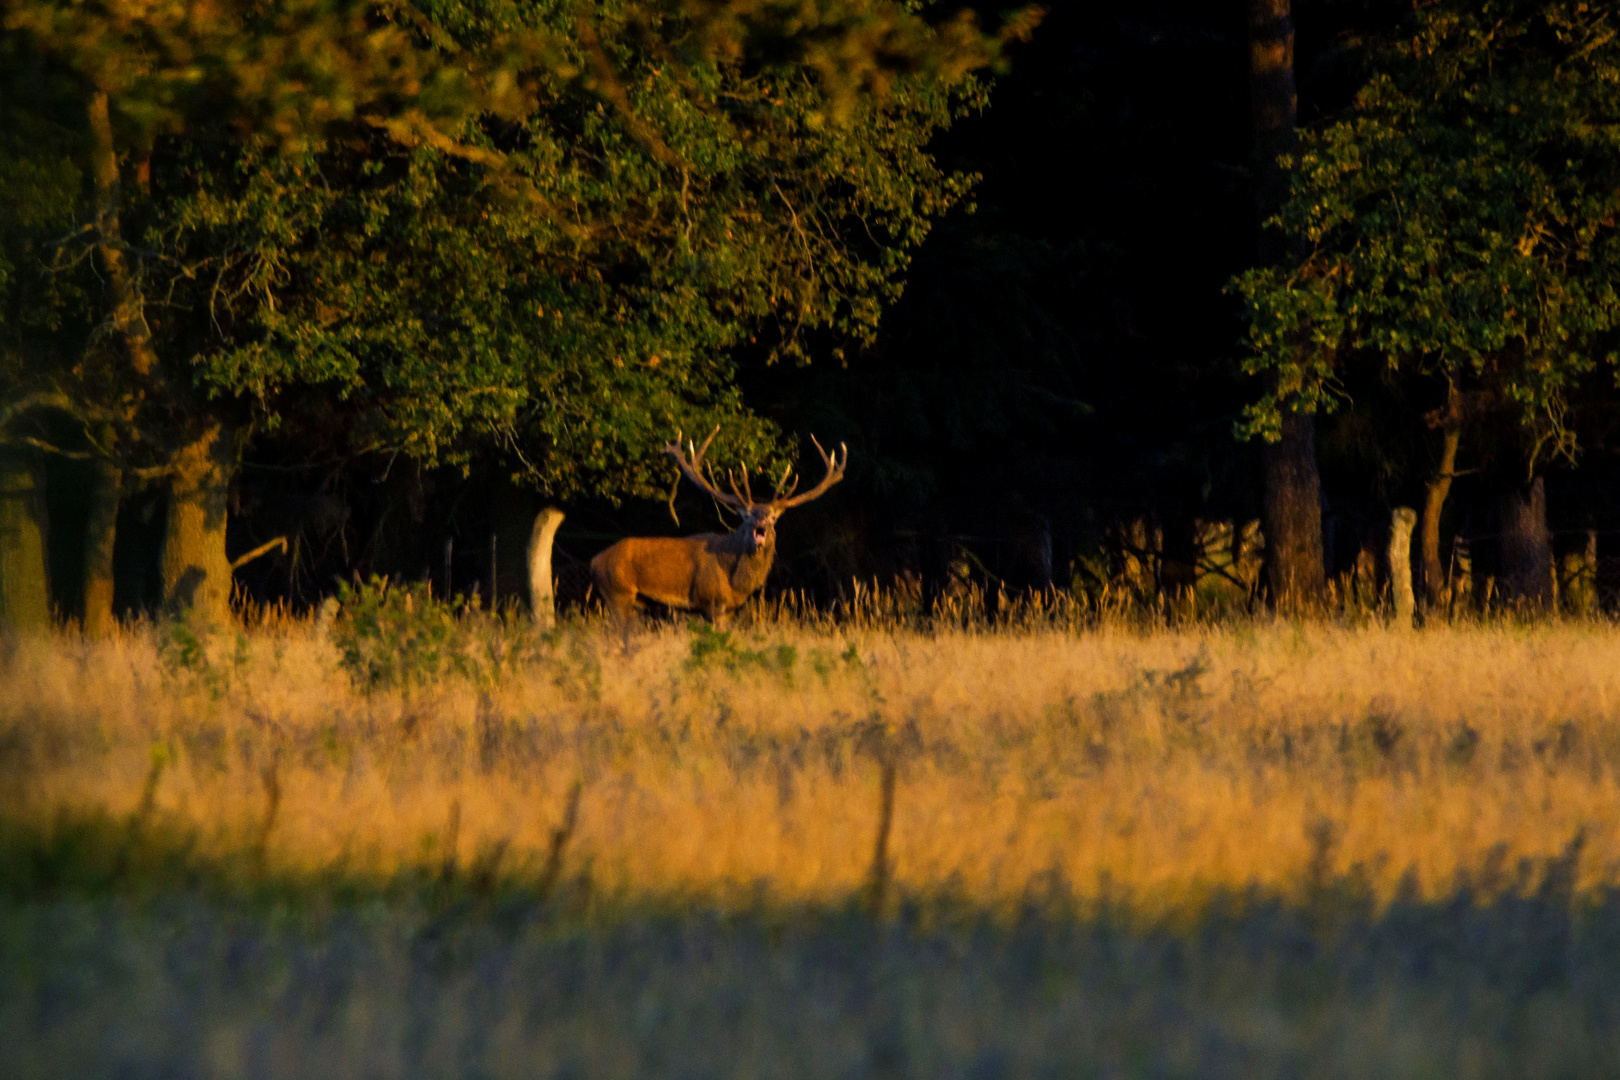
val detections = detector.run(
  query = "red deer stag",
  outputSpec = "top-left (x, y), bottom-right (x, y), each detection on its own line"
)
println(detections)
top-left (590, 427), bottom-right (847, 625)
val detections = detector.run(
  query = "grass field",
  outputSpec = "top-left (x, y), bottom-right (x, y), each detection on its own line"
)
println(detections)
top-left (5, 599), bottom-right (1620, 1077)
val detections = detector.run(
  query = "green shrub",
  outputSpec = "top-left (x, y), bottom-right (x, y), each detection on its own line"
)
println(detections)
top-left (685, 621), bottom-right (800, 679)
top-left (157, 622), bottom-right (251, 700)
top-left (331, 578), bottom-right (469, 693)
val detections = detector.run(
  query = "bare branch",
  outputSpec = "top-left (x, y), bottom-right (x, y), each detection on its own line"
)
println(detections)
top-left (0, 391), bottom-right (97, 431)
top-left (231, 536), bottom-right (289, 570)
top-left (46, 223), bottom-right (96, 249)
top-left (5, 435), bottom-right (93, 459)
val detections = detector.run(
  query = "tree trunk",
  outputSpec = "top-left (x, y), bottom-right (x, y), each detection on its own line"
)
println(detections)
top-left (86, 88), bottom-right (154, 632)
top-left (1261, 411), bottom-right (1325, 611)
top-left (1250, 0), bottom-right (1325, 611)
top-left (1387, 507), bottom-right (1416, 627)
top-left (0, 450), bottom-right (51, 633)
top-left (1420, 423), bottom-right (1461, 610)
top-left (89, 90), bottom-right (161, 380)
top-left (527, 507), bottom-right (566, 628)
top-left (1497, 476), bottom-right (1552, 609)
top-left (162, 424), bottom-right (237, 625)
top-left (83, 457), bottom-right (122, 636)
top-left (1249, 0), bottom-right (1300, 268)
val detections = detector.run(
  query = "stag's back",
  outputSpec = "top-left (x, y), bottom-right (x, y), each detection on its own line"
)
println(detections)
top-left (591, 533), bottom-right (744, 615)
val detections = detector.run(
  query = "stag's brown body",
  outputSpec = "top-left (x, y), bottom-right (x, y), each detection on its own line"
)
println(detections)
top-left (590, 428), bottom-right (846, 626)
top-left (591, 530), bottom-right (776, 625)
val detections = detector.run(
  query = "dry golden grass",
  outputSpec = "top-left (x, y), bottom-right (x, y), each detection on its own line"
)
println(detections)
top-left (8, 606), bottom-right (1620, 1078)
top-left (5, 610), bottom-right (1619, 916)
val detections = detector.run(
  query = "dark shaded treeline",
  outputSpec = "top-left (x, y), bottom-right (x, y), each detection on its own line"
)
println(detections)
top-left (33, 0), bottom-right (1620, 620)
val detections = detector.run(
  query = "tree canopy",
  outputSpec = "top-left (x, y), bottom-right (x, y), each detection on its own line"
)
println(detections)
top-left (180, 9), bottom-right (990, 500)
top-left (0, 0), bottom-right (1029, 625)
top-left (3, 0), bottom-right (1024, 490)
top-left (1233, 0), bottom-right (1620, 465)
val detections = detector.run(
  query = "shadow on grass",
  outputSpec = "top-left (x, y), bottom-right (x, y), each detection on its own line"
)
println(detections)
top-left (3, 811), bottom-right (1619, 1079)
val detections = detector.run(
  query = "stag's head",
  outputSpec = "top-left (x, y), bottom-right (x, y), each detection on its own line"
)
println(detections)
top-left (664, 427), bottom-right (848, 554)
top-left (738, 503), bottom-right (781, 554)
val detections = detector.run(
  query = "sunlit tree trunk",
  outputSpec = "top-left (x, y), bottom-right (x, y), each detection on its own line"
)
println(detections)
top-left (1498, 476), bottom-right (1552, 609)
top-left (1419, 423), bottom-right (1461, 611)
top-left (1250, 0), bottom-right (1324, 612)
top-left (0, 450), bottom-right (51, 633)
top-left (1261, 414), bottom-right (1325, 611)
top-left (83, 455), bottom-right (122, 636)
top-left (162, 423), bottom-right (237, 625)
top-left (94, 91), bottom-right (235, 625)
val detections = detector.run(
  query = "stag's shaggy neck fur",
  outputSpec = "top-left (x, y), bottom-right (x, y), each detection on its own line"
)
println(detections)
top-left (709, 519), bottom-right (777, 597)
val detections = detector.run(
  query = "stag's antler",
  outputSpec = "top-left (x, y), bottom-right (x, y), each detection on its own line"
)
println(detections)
top-left (727, 463), bottom-right (755, 506)
top-left (665, 426), bottom-right (750, 511)
top-left (667, 427), bottom-right (847, 512)
top-left (771, 463), bottom-right (799, 502)
top-left (774, 435), bottom-right (848, 508)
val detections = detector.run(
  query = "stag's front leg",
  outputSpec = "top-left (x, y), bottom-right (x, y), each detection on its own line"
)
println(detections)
top-left (601, 590), bottom-right (636, 626)
top-left (602, 596), bottom-right (641, 652)
top-left (597, 587), bottom-right (641, 643)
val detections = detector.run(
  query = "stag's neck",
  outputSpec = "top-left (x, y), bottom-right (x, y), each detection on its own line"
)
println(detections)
top-left (711, 536), bottom-right (775, 598)
top-left (732, 545), bottom-right (775, 595)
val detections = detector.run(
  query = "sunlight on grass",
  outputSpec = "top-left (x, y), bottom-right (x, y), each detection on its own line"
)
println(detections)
top-left (6, 603), bottom-right (1620, 1077)
top-left (4, 606), bottom-right (1618, 915)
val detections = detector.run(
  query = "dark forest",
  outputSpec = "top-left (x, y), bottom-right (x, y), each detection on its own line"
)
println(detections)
top-left (2, 0), bottom-right (1613, 630)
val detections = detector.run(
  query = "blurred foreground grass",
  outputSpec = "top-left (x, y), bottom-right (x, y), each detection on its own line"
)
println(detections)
top-left (7, 873), bottom-right (1619, 1079)
top-left (4, 600), bottom-right (1620, 1076)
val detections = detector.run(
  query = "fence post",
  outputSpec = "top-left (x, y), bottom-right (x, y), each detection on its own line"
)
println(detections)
top-left (528, 508), bottom-right (566, 627)
top-left (1388, 507), bottom-right (1416, 626)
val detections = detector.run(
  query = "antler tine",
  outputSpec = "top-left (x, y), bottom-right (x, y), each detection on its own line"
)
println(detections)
top-left (725, 467), bottom-right (751, 507)
top-left (774, 434), bottom-right (848, 509)
top-left (663, 424), bottom-right (748, 510)
top-left (773, 464), bottom-right (798, 501)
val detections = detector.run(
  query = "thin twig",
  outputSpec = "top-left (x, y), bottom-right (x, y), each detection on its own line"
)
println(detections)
top-left (867, 754), bottom-right (898, 919)
top-left (535, 780), bottom-right (584, 904)
top-left (253, 753), bottom-right (282, 874)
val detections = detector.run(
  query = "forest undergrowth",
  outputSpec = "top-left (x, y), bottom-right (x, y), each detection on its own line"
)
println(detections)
top-left (4, 588), bottom-right (1620, 1077)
